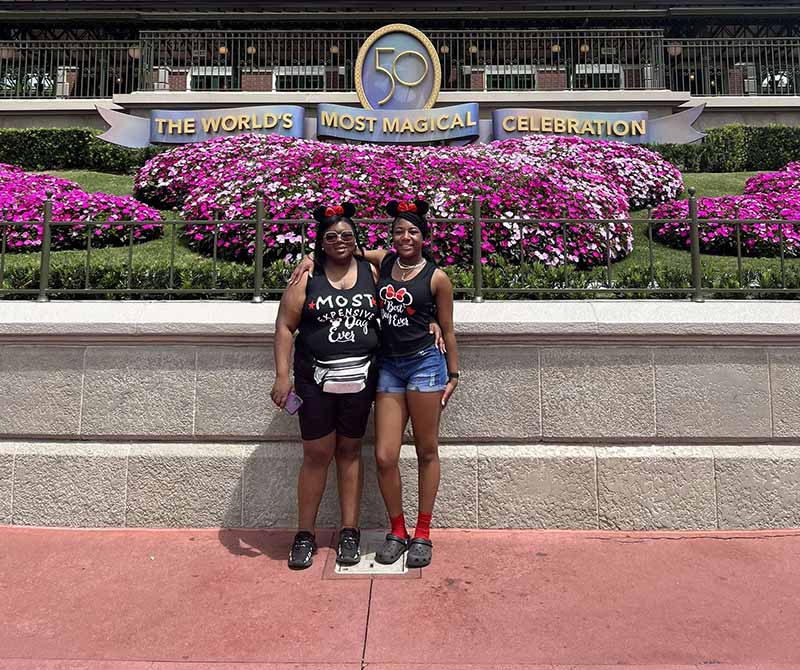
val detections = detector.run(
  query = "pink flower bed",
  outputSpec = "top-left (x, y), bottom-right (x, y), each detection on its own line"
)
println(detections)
top-left (489, 135), bottom-right (683, 209)
top-left (133, 134), bottom-right (293, 210)
top-left (743, 161), bottom-right (800, 195)
top-left (133, 134), bottom-right (688, 267)
top-left (0, 164), bottom-right (162, 252)
top-left (176, 140), bottom-right (632, 267)
top-left (652, 193), bottom-right (800, 257)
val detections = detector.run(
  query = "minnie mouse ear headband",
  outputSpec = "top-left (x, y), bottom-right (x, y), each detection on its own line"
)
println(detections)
top-left (386, 199), bottom-right (430, 220)
top-left (312, 202), bottom-right (357, 223)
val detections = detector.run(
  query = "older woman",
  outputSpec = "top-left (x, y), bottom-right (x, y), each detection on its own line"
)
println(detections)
top-left (271, 203), bottom-right (380, 570)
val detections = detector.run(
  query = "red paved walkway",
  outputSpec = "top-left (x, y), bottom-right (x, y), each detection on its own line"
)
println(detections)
top-left (1, 526), bottom-right (800, 669)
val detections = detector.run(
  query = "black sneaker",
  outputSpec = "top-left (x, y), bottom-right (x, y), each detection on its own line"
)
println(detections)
top-left (288, 530), bottom-right (317, 570)
top-left (336, 527), bottom-right (361, 566)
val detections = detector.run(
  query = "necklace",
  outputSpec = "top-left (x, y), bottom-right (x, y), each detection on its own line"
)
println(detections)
top-left (396, 257), bottom-right (426, 270)
top-left (396, 257), bottom-right (426, 280)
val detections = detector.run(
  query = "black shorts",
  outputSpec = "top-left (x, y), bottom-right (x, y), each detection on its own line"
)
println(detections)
top-left (293, 356), bottom-right (378, 442)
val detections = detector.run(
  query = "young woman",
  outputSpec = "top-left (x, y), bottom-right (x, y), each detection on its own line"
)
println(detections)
top-left (368, 199), bottom-right (459, 568)
top-left (291, 199), bottom-right (459, 568)
top-left (271, 203), bottom-right (380, 570)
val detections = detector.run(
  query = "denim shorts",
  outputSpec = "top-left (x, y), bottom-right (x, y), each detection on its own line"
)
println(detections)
top-left (377, 345), bottom-right (448, 394)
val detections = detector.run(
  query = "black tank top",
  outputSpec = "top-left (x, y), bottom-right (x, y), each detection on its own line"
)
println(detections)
top-left (377, 253), bottom-right (437, 357)
top-left (295, 258), bottom-right (380, 362)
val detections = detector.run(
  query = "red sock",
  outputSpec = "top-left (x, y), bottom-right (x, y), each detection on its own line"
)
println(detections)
top-left (414, 512), bottom-right (433, 540)
top-left (390, 513), bottom-right (408, 539)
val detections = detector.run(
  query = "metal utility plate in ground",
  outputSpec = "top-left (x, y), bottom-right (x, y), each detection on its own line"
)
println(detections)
top-left (324, 529), bottom-right (420, 579)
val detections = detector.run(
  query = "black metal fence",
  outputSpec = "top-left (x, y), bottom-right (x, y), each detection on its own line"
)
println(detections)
top-left (0, 40), bottom-right (141, 98)
top-left (137, 29), bottom-right (665, 94)
top-left (665, 38), bottom-right (800, 96)
top-left (3, 31), bottom-right (800, 97)
top-left (2, 190), bottom-right (799, 301)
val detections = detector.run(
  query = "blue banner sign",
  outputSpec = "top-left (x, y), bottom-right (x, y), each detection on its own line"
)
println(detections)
top-left (317, 103), bottom-right (480, 144)
top-left (492, 106), bottom-right (706, 144)
top-left (97, 105), bottom-right (305, 148)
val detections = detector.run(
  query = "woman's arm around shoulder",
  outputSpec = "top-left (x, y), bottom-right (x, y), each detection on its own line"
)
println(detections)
top-left (359, 247), bottom-right (390, 269)
top-left (289, 248), bottom-right (389, 285)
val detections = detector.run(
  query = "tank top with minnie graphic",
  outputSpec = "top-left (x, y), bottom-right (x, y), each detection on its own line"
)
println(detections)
top-left (295, 258), bottom-right (380, 362)
top-left (377, 253), bottom-right (437, 357)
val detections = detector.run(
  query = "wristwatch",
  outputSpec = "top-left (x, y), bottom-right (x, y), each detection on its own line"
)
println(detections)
top-left (448, 371), bottom-right (460, 380)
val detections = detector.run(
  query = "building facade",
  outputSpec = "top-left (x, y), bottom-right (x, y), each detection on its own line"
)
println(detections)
top-left (1, 1), bottom-right (800, 131)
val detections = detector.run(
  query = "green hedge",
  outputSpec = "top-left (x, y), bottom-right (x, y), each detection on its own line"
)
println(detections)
top-left (0, 128), bottom-right (164, 174)
top-left (647, 124), bottom-right (800, 173)
top-left (2, 251), bottom-right (798, 300)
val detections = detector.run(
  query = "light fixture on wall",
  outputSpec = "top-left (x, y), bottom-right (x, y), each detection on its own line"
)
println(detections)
top-left (468, 44), bottom-right (478, 54)
top-left (667, 43), bottom-right (683, 57)
top-left (550, 44), bottom-right (561, 54)
top-left (127, 46), bottom-right (141, 60)
top-left (440, 44), bottom-right (450, 54)
top-left (246, 45), bottom-right (257, 55)
top-left (579, 43), bottom-right (590, 54)
top-left (330, 45), bottom-right (339, 54)
top-left (218, 45), bottom-right (229, 56)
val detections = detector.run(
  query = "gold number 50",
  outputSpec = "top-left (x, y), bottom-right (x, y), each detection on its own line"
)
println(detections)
top-left (375, 47), bottom-right (429, 106)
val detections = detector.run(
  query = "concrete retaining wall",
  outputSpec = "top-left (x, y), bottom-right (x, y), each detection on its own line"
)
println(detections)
top-left (2, 300), bottom-right (800, 530)
top-left (3, 442), bottom-right (799, 531)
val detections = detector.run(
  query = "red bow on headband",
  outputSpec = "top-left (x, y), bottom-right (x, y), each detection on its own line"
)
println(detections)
top-left (385, 286), bottom-right (407, 301)
top-left (325, 205), bottom-right (345, 217)
top-left (398, 201), bottom-right (417, 213)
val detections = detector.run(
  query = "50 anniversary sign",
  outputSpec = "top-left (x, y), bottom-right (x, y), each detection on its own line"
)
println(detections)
top-left (317, 23), bottom-right (479, 144)
top-left (99, 24), bottom-right (705, 148)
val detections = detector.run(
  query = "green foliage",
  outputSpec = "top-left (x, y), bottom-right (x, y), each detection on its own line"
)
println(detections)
top-left (701, 125), bottom-right (751, 172)
top-left (0, 128), bottom-right (163, 174)
top-left (3, 245), bottom-right (800, 300)
top-left (648, 124), bottom-right (800, 173)
top-left (746, 125), bottom-right (800, 172)
top-left (0, 246), bottom-right (294, 300)
top-left (645, 142), bottom-right (705, 173)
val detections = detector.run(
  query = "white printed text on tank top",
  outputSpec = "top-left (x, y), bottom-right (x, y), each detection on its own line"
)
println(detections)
top-left (307, 292), bottom-right (377, 344)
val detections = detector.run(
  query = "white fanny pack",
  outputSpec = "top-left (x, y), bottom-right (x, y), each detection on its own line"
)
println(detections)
top-left (313, 354), bottom-right (372, 394)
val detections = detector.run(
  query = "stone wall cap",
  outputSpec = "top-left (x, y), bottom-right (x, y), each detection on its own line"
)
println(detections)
top-left (1, 300), bottom-right (800, 342)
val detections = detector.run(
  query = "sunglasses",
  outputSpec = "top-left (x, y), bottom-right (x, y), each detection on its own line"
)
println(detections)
top-left (323, 230), bottom-right (356, 243)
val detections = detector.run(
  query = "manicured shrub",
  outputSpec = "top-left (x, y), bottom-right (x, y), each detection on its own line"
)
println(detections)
top-left (648, 124), bottom-right (800, 174)
top-left (0, 128), bottom-right (162, 174)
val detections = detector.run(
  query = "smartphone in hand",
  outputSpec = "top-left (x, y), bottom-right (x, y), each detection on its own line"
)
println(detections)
top-left (285, 390), bottom-right (303, 415)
